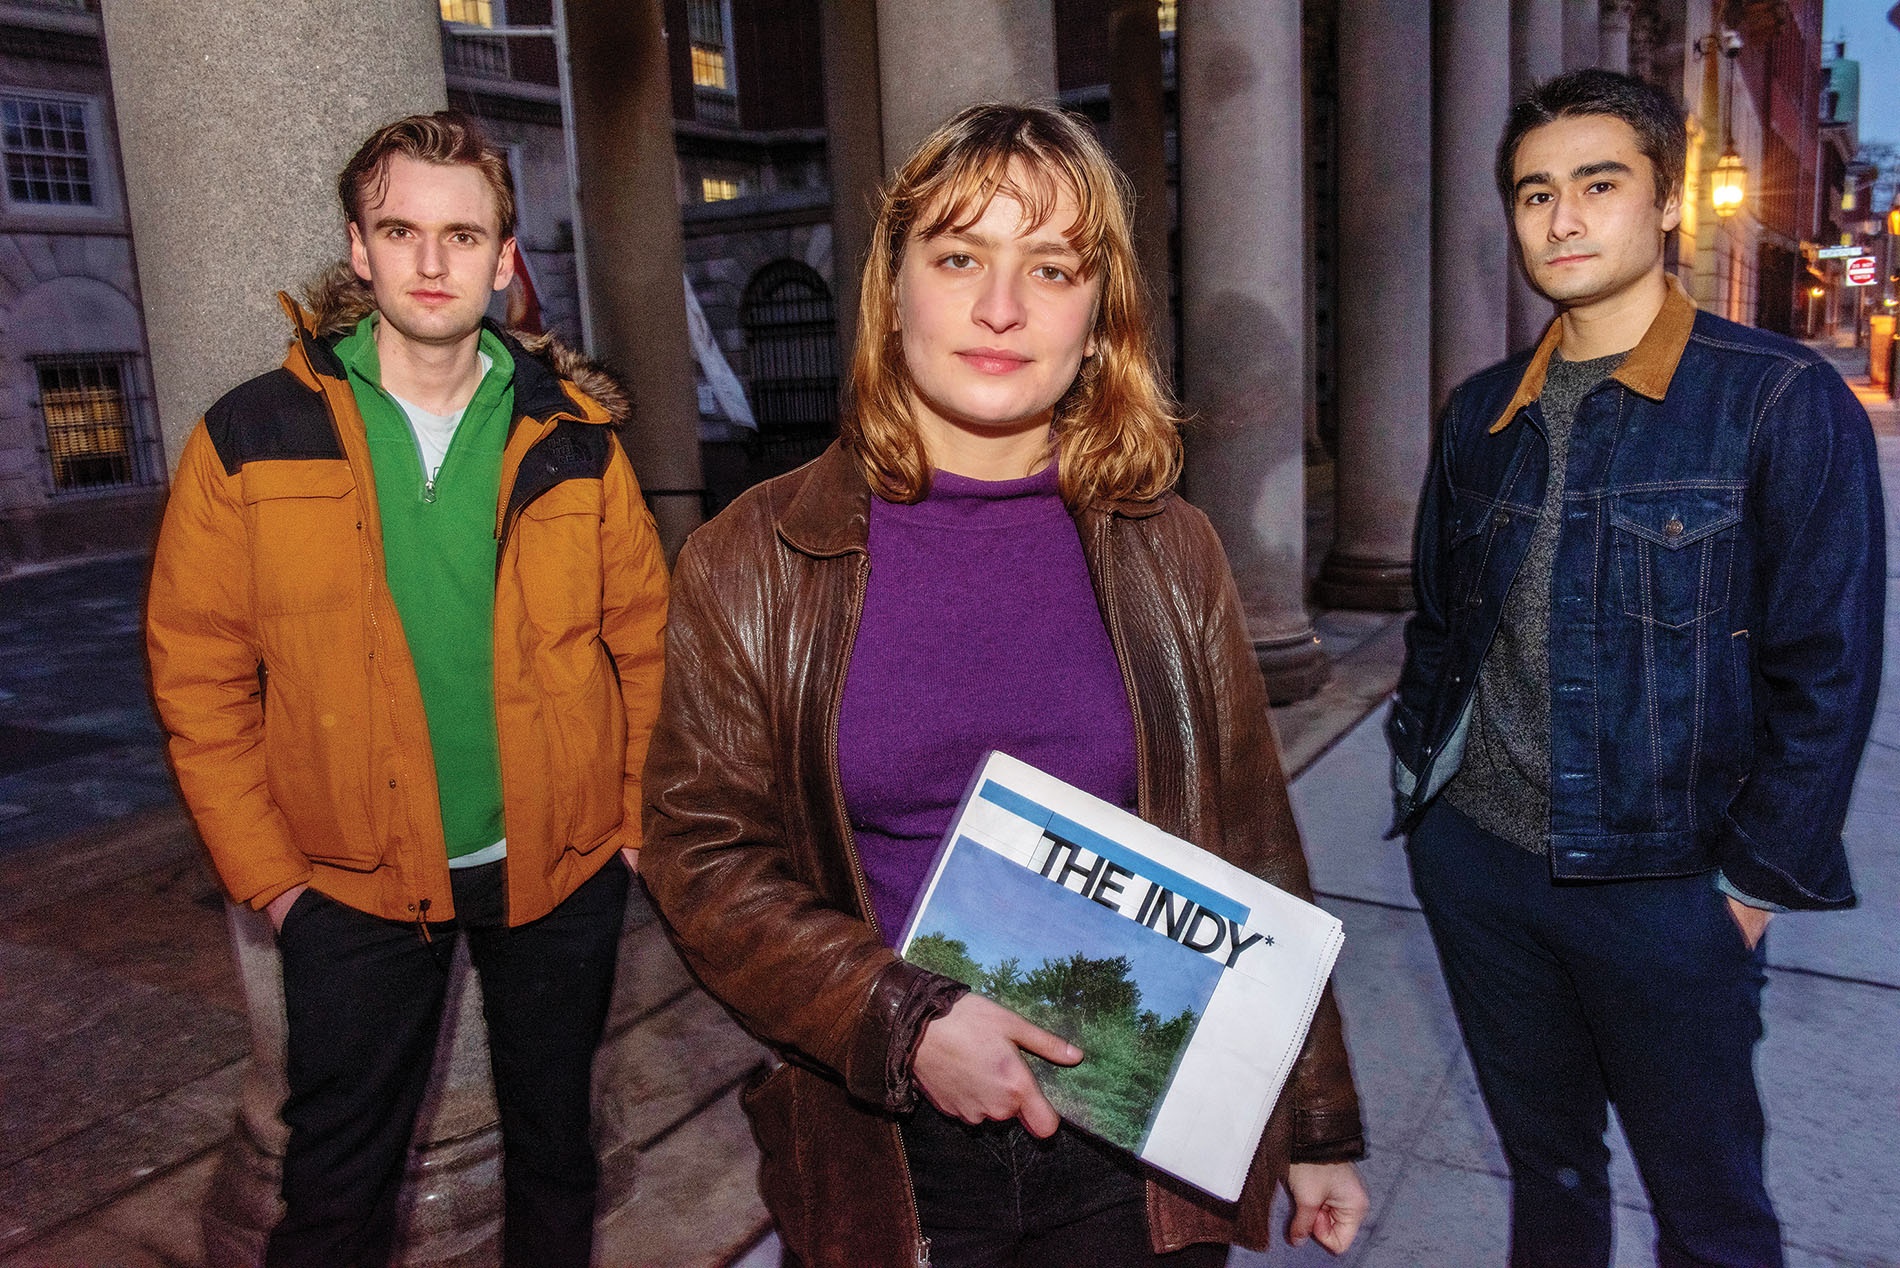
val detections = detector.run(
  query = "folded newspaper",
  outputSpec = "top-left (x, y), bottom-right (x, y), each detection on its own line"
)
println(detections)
top-left (898, 750), bottom-right (1345, 1202)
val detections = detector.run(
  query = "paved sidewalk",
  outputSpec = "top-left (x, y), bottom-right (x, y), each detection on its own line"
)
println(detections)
top-left (1228, 344), bottom-right (1900, 1268)
top-left (5, 340), bottom-right (1894, 1266)
top-left (754, 345), bottom-right (1900, 1268)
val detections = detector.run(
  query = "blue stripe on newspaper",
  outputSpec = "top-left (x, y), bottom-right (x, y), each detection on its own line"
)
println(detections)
top-left (976, 779), bottom-right (1248, 926)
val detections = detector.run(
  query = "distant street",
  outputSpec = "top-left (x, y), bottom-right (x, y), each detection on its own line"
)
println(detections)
top-left (0, 554), bottom-right (174, 854)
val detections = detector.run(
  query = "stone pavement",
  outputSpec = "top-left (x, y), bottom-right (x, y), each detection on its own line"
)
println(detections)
top-left (3, 343), bottom-right (1895, 1266)
top-left (0, 550), bottom-right (1405, 1267)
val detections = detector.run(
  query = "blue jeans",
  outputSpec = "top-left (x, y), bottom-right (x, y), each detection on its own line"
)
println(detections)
top-left (1406, 800), bottom-right (1780, 1268)
top-left (898, 1103), bottom-right (1228, 1268)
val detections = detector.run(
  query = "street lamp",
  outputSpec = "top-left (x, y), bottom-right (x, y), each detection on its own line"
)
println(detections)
top-left (1695, 28), bottom-right (1747, 219)
top-left (1712, 147), bottom-right (1746, 218)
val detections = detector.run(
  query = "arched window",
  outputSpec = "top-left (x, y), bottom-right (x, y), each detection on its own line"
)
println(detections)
top-left (740, 260), bottom-right (839, 438)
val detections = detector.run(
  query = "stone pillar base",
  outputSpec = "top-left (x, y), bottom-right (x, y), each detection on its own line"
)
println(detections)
top-left (1314, 551), bottom-right (1415, 612)
top-left (1255, 630), bottom-right (1331, 705)
top-left (201, 902), bottom-right (508, 1268)
top-left (200, 1103), bottom-right (283, 1268)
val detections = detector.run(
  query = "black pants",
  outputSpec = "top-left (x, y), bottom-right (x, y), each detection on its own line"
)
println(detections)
top-left (898, 1102), bottom-right (1229, 1268)
top-left (1407, 800), bottom-right (1780, 1268)
top-left (265, 858), bottom-right (630, 1268)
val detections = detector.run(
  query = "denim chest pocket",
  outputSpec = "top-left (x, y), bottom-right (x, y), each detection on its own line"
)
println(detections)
top-left (1446, 491), bottom-right (1513, 610)
top-left (1609, 486), bottom-right (1742, 629)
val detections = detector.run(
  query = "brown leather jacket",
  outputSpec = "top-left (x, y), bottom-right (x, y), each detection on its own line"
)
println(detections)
top-left (642, 444), bottom-right (1363, 1266)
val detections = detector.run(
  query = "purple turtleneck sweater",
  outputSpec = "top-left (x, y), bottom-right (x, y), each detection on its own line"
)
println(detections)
top-left (838, 463), bottom-right (1139, 945)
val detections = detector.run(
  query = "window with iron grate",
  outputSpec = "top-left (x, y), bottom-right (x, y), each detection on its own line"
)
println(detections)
top-left (35, 355), bottom-right (148, 493)
top-left (741, 261), bottom-right (839, 442)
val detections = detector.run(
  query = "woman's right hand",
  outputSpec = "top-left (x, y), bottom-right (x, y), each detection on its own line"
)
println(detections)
top-left (910, 993), bottom-right (1082, 1138)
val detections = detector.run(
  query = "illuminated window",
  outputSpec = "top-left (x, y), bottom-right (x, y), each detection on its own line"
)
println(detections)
top-left (439, 0), bottom-right (495, 25)
top-left (688, 0), bottom-right (734, 94)
top-left (702, 176), bottom-right (743, 203)
top-left (2, 94), bottom-right (93, 208)
top-left (1157, 0), bottom-right (1177, 34)
top-left (37, 356), bottom-right (144, 492)
top-left (691, 46), bottom-right (729, 90)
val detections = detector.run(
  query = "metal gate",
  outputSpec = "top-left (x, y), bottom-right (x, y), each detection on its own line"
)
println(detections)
top-left (740, 260), bottom-right (839, 465)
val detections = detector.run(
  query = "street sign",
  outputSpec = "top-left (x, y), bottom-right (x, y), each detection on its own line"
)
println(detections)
top-left (1818, 245), bottom-right (1863, 259)
top-left (1847, 256), bottom-right (1880, 286)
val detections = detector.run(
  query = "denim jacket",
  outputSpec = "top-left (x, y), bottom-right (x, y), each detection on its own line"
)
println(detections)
top-left (1389, 277), bottom-right (1883, 911)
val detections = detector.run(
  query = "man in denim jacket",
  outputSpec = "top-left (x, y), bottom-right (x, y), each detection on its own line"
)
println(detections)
top-left (1389, 69), bottom-right (1883, 1268)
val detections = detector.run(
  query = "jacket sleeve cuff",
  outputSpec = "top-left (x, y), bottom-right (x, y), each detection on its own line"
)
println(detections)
top-left (1717, 812), bottom-right (1855, 912)
top-left (1713, 870), bottom-right (1790, 914)
top-left (845, 958), bottom-right (969, 1112)
top-left (1290, 1106), bottom-right (1368, 1164)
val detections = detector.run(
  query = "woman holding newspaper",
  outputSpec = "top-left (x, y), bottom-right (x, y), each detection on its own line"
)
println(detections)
top-left (642, 104), bottom-right (1367, 1267)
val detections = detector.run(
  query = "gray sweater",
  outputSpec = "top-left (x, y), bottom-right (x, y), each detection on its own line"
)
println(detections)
top-left (1443, 349), bottom-right (1626, 853)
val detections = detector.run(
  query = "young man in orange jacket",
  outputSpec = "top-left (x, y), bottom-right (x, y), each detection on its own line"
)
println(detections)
top-left (147, 112), bottom-right (667, 1267)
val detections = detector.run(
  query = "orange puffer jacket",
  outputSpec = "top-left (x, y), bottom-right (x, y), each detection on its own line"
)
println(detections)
top-left (147, 272), bottom-right (668, 927)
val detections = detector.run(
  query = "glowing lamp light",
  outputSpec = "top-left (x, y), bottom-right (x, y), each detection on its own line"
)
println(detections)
top-left (1889, 204), bottom-right (1900, 237)
top-left (1810, 286), bottom-right (1826, 299)
top-left (1710, 148), bottom-right (1746, 218)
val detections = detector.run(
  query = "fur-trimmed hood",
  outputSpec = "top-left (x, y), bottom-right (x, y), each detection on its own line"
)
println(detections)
top-left (294, 261), bottom-right (630, 425)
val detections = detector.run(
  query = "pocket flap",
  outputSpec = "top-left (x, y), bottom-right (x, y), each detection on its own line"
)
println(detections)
top-left (1448, 491), bottom-right (1496, 545)
top-left (241, 460), bottom-right (355, 504)
top-left (1609, 487), bottom-right (1741, 550)
top-left (519, 480), bottom-right (602, 521)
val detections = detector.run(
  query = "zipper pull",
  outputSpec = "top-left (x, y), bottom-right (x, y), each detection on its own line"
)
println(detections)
top-left (415, 897), bottom-right (433, 943)
top-left (422, 468), bottom-right (439, 504)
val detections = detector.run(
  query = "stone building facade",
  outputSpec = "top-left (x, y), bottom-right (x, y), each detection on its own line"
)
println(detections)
top-left (0, 0), bottom-right (161, 570)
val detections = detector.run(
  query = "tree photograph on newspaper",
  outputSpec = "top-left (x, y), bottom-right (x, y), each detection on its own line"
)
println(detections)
top-left (899, 751), bottom-right (1345, 1202)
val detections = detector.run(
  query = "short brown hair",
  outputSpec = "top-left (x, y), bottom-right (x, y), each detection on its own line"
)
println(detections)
top-left (337, 110), bottom-right (517, 239)
top-left (843, 103), bottom-right (1181, 510)
top-left (1497, 69), bottom-right (1686, 210)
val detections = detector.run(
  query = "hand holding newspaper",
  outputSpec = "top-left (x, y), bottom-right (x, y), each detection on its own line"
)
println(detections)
top-left (898, 751), bottom-right (1345, 1202)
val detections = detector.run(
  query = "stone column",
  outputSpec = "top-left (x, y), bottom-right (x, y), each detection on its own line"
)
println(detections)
top-left (1510, 0), bottom-right (1565, 92)
top-left (101, 0), bottom-right (444, 465)
top-left (1432, 0), bottom-right (1513, 409)
top-left (1177, 0), bottom-right (1327, 701)
top-left (1315, 0), bottom-right (1432, 611)
top-left (1108, 0), bottom-right (1174, 377)
top-left (1563, 0), bottom-right (1600, 69)
top-left (565, 0), bottom-right (706, 557)
top-left (1508, 0), bottom-right (1564, 350)
top-left (1599, 0), bottom-right (1633, 73)
top-left (822, 0), bottom-right (884, 361)
top-left (101, 8), bottom-right (513, 1265)
top-left (874, 0), bottom-right (1056, 164)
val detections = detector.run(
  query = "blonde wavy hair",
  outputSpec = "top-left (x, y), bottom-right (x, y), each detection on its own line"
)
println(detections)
top-left (841, 103), bottom-right (1182, 509)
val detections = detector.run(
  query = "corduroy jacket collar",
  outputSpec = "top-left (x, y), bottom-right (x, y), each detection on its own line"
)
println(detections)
top-left (1488, 272), bottom-right (1698, 434)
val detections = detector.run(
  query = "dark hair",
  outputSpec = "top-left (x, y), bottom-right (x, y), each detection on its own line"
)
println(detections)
top-left (1495, 69), bottom-right (1686, 209)
top-left (337, 110), bottom-right (517, 239)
